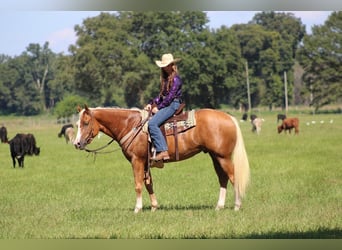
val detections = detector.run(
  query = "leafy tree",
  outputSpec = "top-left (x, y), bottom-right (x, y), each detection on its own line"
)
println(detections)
top-left (23, 42), bottom-right (56, 111)
top-left (123, 11), bottom-right (213, 108)
top-left (70, 11), bottom-right (218, 109)
top-left (70, 12), bottom-right (140, 107)
top-left (232, 22), bottom-right (297, 110)
top-left (48, 54), bottom-right (76, 108)
top-left (0, 56), bottom-right (41, 115)
top-left (54, 94), bottom-right (88, 119)
top-left (297, 11), bottom-right (342, 111)
top-left (1, 11), bottom-right (339, 115)
top-left (210, 27), bottom-right (245, 109)
top-left (0, 43), bottom-right (57, 115)
top-left (129, 11), bottom-right (208, 59)
top-left (232, 24), bottom-right (277, 109)
top-left (251, 11), bottom-right (305, 59)
top-left (0, 56), bottom-right (16, 114)
top-left (251, 11), bottom-right (306, 108)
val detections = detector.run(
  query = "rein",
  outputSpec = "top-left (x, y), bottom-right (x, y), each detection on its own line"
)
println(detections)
top-left (120, 112), bottom-right (151, 152)
top-left (84, 138), bottom-right (117, 154)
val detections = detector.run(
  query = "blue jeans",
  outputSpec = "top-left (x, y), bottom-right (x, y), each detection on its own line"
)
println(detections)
top-left (148, 99), bottom-right (180, 152)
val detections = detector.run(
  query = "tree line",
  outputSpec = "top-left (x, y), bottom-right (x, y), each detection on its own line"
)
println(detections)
top-left (0, 11), bottom-right (341, 117)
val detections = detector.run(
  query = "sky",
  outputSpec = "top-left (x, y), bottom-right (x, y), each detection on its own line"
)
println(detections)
top-left (0, 11), bottom-right (333, 57)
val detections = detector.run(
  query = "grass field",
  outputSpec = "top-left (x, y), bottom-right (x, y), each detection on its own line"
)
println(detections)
top-left (0, 110), bottom-right (341, 239)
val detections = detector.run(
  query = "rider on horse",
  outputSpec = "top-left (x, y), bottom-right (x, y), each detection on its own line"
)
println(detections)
top-left (144, 53), bottom-right (183, 161)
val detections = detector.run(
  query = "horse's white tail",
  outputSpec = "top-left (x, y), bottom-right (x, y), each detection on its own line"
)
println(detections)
top-left (231, 116), bottom-right (250, 198)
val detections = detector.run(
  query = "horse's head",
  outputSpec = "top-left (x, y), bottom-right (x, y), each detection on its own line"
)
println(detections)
top-left (74, 105), bottom-right (100, 150)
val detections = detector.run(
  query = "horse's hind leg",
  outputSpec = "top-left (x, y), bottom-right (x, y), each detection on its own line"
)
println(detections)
top-left (210, 154), bottom-right (234, 210)
top-left (144, 168), bottom-right (158, 212)
top-left (219, 158), bottom-right (243, 211)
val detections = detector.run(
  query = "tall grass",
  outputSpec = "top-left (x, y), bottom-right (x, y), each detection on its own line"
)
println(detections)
top-left (0, 111), bottom-right (341, 238)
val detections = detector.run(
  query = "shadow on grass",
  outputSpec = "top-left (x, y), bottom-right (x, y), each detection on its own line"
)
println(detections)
top-left (106, 228), bottom-right (342, 239)
top-left (155, 204), bottom-right (215, 211)
top-left (242, 228), bottom-right (342, 239)
top-left (150, 228), bottom-right (342, 239)
top-left (142, 203), bottom-right (245, 211)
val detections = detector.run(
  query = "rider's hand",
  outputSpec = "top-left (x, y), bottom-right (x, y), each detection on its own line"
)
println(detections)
top-left (152, 106), bottom-right (159, 114)
top-left (144, 104), bottom-right (152, 111)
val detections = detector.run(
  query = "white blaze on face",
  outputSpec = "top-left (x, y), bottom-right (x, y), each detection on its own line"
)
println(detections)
top-left (73, 109), bottom-right (84, 147)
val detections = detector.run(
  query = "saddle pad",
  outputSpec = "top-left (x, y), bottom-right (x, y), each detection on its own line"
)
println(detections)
top-left (164, 110), bottom-right (196, 135)
top-left (141, 109), bottom-right (196, 135)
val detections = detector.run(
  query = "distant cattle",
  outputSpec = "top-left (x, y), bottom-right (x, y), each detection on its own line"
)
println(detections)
top-left (248, 114), bottom-right (262, 134)
top-left (0, 126), bottom-right (8, 143)
top-left (9, 133), bottom-right (40, 168)
top-left (58, 124), bottom-right (74, 144)
top-left (64, 127), bottom-right (75, 144)
top-left (250, 114), bottom-right (257, 122)
top-left (58, 123), bottom-right (74, 138)
top-left (241, 113), bottom-right (248, 121)
top-left (278, 118), bottom-right (299, 135)
top-left (251, 118), bottom-right (263, 135)
top-left (277, 114), bottom-right (287, 123)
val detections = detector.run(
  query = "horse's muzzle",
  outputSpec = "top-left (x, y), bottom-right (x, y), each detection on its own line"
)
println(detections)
top-left (74, 141), bottom-right (85, 150)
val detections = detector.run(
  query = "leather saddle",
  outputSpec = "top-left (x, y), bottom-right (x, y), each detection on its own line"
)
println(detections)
top-left (148, 102), bottom-right (196, 162)
top-left (160, 103), bottom-right (190, 136)
top-left (159, 103), bottom-right (195, 161)
top-left (165, 103), bottom-right (187, 123)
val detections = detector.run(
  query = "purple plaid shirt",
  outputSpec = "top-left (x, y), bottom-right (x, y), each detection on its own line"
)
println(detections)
top-left (150, 75), bottom-right (182, 109)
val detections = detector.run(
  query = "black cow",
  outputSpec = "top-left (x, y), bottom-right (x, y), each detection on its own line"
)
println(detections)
top-left (250, 114), bottom-right (257, 122)
top-left (9, 133), bottom-right (40, 168)
top-left (241, 113), bottom-right (248, 121)
top-left (58, 123), bottom-right (74, 138)
top-left (277, 114), bottom-right (287, 123)
top-left (0, 126), bottom-right (8, 143)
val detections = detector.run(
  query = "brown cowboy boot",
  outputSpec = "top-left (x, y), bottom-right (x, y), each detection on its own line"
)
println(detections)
top-left (152, 151), bottom-right (170, 161)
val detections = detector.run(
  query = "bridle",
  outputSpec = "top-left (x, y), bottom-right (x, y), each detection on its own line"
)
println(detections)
top-left (81, 109), bottom-right (98, 147)
top-left (78, 109), bottom-right (114, 154)
top-left (82, 109), bottom-right (151, 155)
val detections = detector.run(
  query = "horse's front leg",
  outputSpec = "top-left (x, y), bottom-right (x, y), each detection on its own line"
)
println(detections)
top-left (132, 159), bottom-right (158, 213)
top-left (132, 161), bottom-right (144, 213)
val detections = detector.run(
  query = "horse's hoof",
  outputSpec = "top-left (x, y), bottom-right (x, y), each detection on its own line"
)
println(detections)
top-left (215, 205), bottom-right (224, 211)
top-left (151, 206), bottom-right (158, 212)
top-left (134, 207), bottom-right (142, 213)
top-left (234, 205), bottom-right (241, 211)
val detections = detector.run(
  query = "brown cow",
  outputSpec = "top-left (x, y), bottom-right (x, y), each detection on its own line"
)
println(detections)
top-left (278, 117), bottom-right (299, 135)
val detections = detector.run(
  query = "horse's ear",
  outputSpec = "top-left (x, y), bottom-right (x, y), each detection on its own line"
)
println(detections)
top-left (77, 106), bottom-right (82, 112)
top-left (84, 104), bottom-right (89, 110)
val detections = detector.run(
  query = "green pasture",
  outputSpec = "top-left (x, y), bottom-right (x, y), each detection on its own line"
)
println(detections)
top-left (0, 110), bottom-right (341, 239)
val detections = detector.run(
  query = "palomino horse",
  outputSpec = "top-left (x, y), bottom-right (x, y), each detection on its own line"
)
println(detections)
top-left (74, 105), bottom-right (250, 213)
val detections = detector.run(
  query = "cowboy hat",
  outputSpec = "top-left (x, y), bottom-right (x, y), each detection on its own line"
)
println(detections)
top-left (155, 53), bottom-right (181, 68)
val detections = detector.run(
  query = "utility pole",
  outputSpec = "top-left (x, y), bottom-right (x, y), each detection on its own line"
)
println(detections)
top-left (284, 71), bottom-right (288, 114)
top-left (245, 61), bottom-right (251, 113)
